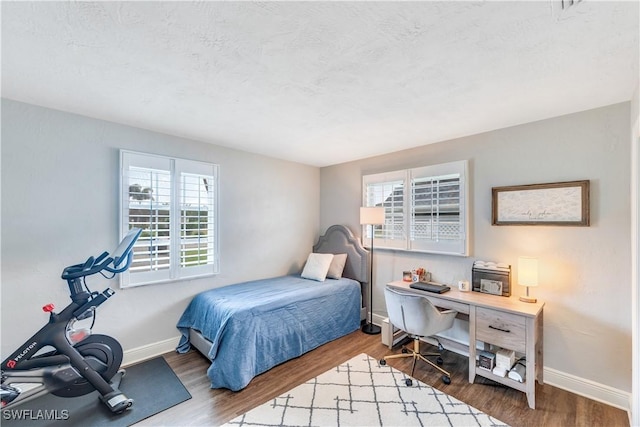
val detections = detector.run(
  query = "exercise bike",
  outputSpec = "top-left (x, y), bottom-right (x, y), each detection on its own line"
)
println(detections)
top-left (1, 228), bottom-right (142, 414)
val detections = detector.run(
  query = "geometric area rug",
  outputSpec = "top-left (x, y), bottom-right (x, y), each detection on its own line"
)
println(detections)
top-left (223, 354), bottom-right (509, 427)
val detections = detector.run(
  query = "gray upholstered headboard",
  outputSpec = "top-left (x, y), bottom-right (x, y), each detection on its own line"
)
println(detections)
top-left (313, 224), bottom-right (369, 284)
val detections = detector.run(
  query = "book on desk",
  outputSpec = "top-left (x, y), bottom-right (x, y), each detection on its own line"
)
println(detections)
top-left (409, 281), bottom-right (451, 294)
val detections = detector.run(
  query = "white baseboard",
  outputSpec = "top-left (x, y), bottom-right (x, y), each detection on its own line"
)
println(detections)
top-left (544, 366), bottom-right (631, 413)
top-left (370, 314), bottom-right (631, 413)
top-left (122, 336), bottom-right (180, 367)
top-left (372, 312), bottom-right (387, 326)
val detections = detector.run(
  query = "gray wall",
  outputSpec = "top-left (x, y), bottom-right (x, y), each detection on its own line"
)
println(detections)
top-left (1, 98), bottom-right (632, 395)
top-left (320, 102), bottom-right (632, 392)
top-left (0, 99), bottom-right (320, 357)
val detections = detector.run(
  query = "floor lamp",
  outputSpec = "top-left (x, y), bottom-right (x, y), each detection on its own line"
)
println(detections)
top-left (360, 206), bottom-right (385, 335)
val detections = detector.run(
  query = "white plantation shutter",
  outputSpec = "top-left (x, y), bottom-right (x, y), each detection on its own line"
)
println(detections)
top-left (362, 160), bottom-right (468, 256)
top-left (176, 158), bottom-right (217, 278)
top-left (363, 170), bottom-right (406, 249)
top-left (128, 166), bottom-right (172, 277)
top-left (120, 151), bottom-right (219, 287)
top-left (410, 164), bottom-right (466, 254)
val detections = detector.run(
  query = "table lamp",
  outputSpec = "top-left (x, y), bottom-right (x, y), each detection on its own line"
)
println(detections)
top-left (518, 256), bottom-right (538, 303)
top-left (360, 206), bottom-right (385, 335)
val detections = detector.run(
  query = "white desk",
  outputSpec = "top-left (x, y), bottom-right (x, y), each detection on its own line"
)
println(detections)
top-left (386, 280), bottom-right (545, 409)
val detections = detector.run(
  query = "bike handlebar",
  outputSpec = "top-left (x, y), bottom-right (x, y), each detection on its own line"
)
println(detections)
top-left (103, 250), bottom-right (134, 275)
top-left (61, 229), bottom-right (142, 282)
top-left (94, 251), bottom-right (110, 265)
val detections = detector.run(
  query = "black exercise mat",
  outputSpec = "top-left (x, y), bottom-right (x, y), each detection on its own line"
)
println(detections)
top-left (1, 356), bottom-right (191, 426)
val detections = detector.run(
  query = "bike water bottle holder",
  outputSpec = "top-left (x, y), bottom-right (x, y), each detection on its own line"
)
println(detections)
top-left (66, 313), bottom-right (94, 345)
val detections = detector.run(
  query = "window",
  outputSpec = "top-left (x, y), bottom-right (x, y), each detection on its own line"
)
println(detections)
top-left (362, 160), bottom-right (468, 256)
top-left (120, 150), bottom-right (219, 287)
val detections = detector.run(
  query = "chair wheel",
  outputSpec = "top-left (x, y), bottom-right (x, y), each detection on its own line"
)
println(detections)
top-left (379, 359), bottom-right (386, 366)
top-left (405, 378), bottom-right (413, 386)
top-left (442, 375), bottom-right (451, 385)
top-left (436, 357), bottom-right (444, 365)
top-left (401, 348), bottom-right (409, 354)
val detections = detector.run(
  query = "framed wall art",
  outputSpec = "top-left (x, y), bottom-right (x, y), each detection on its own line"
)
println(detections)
top-left (492, 180), bottom-right (590, 226)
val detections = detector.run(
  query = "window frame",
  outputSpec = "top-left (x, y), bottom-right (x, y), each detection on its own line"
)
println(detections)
top-left (119, 150), bottom-right (220, 288)
top-left (362, 160), bottom-right (469, 256)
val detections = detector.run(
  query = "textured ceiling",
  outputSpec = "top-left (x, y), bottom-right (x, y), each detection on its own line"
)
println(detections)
top-left (2, 1), bottom-right (638, 167)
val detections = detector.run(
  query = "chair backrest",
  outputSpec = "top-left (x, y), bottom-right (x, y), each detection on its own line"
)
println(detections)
top-left (384, 287), bottom-right (456, 338)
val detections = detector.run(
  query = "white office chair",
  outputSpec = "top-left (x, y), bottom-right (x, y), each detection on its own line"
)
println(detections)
top-left (379, 286), bottom-right (457, 385)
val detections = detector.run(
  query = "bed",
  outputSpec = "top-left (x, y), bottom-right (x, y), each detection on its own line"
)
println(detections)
top-left (175, 224), bottom-right (369, 391)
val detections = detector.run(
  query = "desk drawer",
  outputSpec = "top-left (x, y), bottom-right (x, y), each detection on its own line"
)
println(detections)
top-left (476, 307), bottom-right (526, 353)
top-left (424, 296), bottom-right (469, 315)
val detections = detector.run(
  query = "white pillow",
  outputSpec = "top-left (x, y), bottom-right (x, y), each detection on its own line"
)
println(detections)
top-left (326, 253), bottom-right (348, 279)
top-left (301, 253), bottom-right (334, 282)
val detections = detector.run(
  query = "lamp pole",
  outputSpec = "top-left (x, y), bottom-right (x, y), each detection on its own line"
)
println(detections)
top-left (362, 222), bottom-right (381, 335)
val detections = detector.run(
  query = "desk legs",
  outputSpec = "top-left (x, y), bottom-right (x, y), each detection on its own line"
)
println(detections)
top-left (525, 319), bottom-right (536, 409)
top-left (468, 305), bottom-right (477, 383)
top-left (524, 311), bottom-right (545, 409)
top-left (536, 313), bottom-right (544, 385)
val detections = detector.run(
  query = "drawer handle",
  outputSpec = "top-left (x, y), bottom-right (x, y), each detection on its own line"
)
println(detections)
top-left (489, 325), bottom-right (511, 333)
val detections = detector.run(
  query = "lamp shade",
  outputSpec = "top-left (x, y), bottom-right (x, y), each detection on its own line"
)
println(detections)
top-left (518, 257), bottom-right (539, 287)
top-left (360, 207), bottom-right (385, 225)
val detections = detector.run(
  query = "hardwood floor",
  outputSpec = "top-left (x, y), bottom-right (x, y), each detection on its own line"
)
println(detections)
top-left (137, 330), bottom-right (629, 426)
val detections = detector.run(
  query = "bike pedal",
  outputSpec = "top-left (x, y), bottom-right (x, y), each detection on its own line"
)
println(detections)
top-left (100, 391), bottom-right (134, 414)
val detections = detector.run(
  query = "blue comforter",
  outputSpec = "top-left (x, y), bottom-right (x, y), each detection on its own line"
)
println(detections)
top-left (176, 275), bottom-right (361, 391)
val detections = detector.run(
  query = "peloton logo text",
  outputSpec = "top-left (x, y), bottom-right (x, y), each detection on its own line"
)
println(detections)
top-left (11, 341), bottom-right (38, 366)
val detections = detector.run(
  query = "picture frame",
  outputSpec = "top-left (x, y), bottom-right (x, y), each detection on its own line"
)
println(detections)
top-left (492, 180), bottom-right (590, 226)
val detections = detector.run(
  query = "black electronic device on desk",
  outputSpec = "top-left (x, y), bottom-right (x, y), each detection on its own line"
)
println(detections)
top-left (409, 281), bottom-right (451, 294)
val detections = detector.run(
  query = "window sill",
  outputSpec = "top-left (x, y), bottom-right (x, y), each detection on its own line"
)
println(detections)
top-left (120, 272), bottom-right (218, 289)
top-left (369, 246), bottom-right (469, 257)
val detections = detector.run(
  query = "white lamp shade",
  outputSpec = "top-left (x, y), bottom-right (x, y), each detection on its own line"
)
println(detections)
top-left (360, 207), bottom-right (385, 225)
top-left (518, 257), bottom-right (539, 287)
